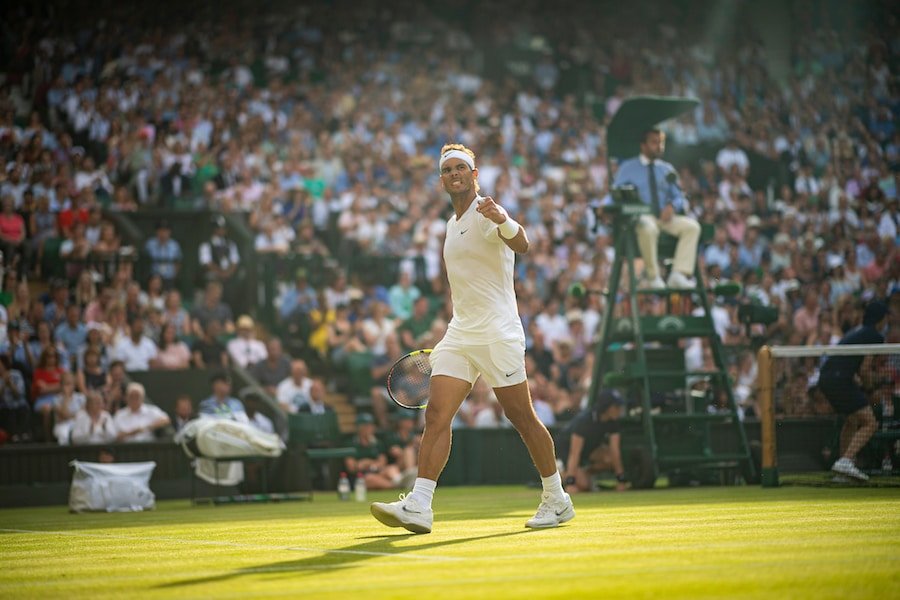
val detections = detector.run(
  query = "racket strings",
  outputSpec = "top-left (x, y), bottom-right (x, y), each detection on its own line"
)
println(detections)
top-left (388, 352), bottom-right (432, 409)
top-left (412, 353), bottom-right (431, 374)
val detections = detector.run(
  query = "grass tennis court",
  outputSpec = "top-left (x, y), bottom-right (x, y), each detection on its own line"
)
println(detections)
top-left (1, 486), bottom-right (898, 599)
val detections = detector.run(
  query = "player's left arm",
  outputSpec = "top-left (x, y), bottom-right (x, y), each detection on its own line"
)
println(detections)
top-left (476, 196), bottom-right (529, 253)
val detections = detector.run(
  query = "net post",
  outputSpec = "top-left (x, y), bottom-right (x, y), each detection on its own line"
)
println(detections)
top-left (757, 345), bottom-right (778, 487)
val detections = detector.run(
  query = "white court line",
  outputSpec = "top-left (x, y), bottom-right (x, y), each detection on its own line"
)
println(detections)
top-left (0, 528), bottom-right (461, 561)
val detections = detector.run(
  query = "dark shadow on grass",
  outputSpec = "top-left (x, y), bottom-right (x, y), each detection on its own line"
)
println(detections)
top-left (155, 529), bottom-right (536, 589)
top-left (0, 501), bottom-right (529, 534)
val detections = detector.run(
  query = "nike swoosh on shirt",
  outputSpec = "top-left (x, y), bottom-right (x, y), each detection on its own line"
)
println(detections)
top-left (459, 229), bottom-right (468, 235)
top-left (505, 370), bottom-right (518, 378)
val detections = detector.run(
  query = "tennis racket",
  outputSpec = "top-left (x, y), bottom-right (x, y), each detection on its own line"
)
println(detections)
top-left (386, 349), bottom-right (432, 409)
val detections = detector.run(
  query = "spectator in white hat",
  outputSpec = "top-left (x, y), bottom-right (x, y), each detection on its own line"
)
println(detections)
top-left (226, 315), bottom-right (268, 368)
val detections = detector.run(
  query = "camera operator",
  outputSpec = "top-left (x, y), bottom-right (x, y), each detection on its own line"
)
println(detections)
top-left (557, 389), bottom-right (628, 493)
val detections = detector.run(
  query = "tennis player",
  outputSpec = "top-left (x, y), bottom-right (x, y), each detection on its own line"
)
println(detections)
top-left (819, 301), bottom-right (888, 481)
top-left (371, 144), bottom-right (574, 533)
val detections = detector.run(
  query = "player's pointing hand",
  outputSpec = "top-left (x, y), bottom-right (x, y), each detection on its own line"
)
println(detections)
top-left (475, 196), bottom-right (508, 225)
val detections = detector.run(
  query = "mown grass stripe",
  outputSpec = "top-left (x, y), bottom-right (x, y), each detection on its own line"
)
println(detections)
top-left (1, 486), bottom-right (897, 600)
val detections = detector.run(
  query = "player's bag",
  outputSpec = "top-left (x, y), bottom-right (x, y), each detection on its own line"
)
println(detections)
top-left (174, 417), bottom-right (285, 486)
top-left (175, 417), bottom-right (284, 460)
top-left (68, 460), bottom-right (157, 513)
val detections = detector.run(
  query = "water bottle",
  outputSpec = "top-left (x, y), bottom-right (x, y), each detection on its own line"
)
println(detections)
top-left (337, 472), bottom-right (351, 501)
top-left (354, 472), bottom-right (367, 502)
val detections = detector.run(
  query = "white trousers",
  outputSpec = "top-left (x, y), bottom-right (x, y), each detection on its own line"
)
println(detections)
top-left (635, 214), bottom-right (701, 279)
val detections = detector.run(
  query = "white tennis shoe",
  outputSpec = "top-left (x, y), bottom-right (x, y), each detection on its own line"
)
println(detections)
top-left (831, 457), bottom-right (869, 481)
top-left (370, 493), bottom-right (433, 534)
top-left (525, 492), bottom-right (575, 529)
top-left (638, 276), bottom-right (666, 290)
top-left (666, 271), bottom-right (696, 290)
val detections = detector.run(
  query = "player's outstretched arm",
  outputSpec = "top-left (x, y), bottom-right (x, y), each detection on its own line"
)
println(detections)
top-left (476, 196), bottom-right (529, 253)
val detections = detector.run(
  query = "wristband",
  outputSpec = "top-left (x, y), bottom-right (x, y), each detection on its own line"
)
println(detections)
top-left (564, 476), bottom-right (577, 486)
top-left (615, 473), bottom-right (627, 483)
top-left (497, 215), bottom-right (520, 239)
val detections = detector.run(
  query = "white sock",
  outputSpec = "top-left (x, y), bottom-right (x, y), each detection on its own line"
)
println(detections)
top-left (409, 477), bottom-right (437, 509)
top-left (541, 471), bottom-right (565, 499)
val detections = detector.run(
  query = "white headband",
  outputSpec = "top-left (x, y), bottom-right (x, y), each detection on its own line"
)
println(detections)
top-left (439, 149), bottom-right (475, 172)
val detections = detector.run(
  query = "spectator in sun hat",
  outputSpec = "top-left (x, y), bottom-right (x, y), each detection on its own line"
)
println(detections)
top-left (226, 315), bottom-right (267, 368)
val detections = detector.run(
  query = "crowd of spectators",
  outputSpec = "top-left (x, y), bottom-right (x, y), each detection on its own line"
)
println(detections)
top-left (0, 0), bottom-right (898, 447)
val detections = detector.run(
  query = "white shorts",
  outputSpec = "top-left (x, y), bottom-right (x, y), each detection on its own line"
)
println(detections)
top-left (429, 337), bottom-right (527, 388)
